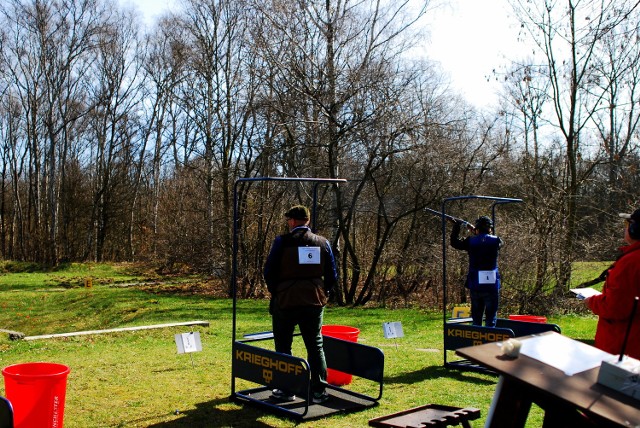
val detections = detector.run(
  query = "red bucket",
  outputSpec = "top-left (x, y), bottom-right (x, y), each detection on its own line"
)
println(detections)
top-left (2, 362), bottom-right (70, 428)
top-left (321, 325), bottom-right (360, 386)
top-left (509, 314), bottom-right (547, 323)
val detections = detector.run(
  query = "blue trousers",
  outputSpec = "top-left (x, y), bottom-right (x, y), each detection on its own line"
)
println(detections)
top-left (470, 288), bottom-right (499, 327)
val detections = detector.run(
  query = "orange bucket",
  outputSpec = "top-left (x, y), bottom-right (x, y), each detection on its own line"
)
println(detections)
top-left (321, 325), bottom-right (360, 386)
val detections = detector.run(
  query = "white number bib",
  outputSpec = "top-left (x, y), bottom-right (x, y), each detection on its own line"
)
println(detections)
top-left (478, 270), bottom-right (497, 284)
top-left (298, 247), bottom-right (321, 264)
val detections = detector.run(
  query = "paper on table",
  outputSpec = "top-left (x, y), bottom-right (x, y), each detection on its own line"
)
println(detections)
top-left (570, 287), bottom-right (602, 299)
top-left (520, 332), bottom-right (613, 376)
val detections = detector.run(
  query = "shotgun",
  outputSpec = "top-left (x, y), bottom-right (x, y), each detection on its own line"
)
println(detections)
top-left (575, 264), bottom-right (612, 288)
top-left (424, 207), bottom-right (475, 230)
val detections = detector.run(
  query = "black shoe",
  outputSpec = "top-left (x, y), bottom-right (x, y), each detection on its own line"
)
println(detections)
top-left (312, 391), bottom-right (329, 404)
top-left (271, 389), bottom-right (295, 401)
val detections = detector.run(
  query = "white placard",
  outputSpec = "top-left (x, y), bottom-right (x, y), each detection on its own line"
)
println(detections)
top-left (519, 332), bottom-right (612, 376)
top-left (298, 246), bottom-right (321, 264)
top-left (383, 321), bottom-right (404, 339)
top-left (175, 331), bottom-right (202, 354)
top-left (478, 270), bottom-right (497, 284)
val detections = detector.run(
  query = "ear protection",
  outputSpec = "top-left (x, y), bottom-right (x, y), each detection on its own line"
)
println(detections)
top-left (629, 219), bottom-right (640, 240)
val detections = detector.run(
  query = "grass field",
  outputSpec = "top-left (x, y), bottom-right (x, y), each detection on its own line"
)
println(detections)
top-left (0, 263), bottom-right (599, 427)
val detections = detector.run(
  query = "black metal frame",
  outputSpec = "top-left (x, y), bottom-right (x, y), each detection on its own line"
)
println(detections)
top-left (229, 177), bottom-right (383, 420)
top-left (231, 176), bottom-right (346, 348)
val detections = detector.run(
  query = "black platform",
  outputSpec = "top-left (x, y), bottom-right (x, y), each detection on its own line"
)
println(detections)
top-left (444, 318), bottom-right (561, 372)
top-left (231, 335), bottom-right (384, 420)
top-left (234, 384), bottom-right (378, 421)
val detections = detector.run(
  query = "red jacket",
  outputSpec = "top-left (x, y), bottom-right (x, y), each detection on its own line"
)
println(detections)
top-left (587, 240), bottom-right (640, 358)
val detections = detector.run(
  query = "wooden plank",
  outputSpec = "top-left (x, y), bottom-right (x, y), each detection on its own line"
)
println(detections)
top-left (22, 320), bottom-right (210, 341)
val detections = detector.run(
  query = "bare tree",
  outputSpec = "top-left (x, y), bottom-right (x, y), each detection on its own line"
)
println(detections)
top-left (250, 0), bottom-right (431, 304)
top-left (0, 0), bottom-right (108, 263)
top-left (138, 17), bottom-right (189, 260)
top-left (85, 7), bottom-right (145, 261)
top-left (510, 0), bottom-right (640, 290)
top-left (588, 10), bottom-right (640, 210)
top-left (168, 0), bottom-right (263, 283)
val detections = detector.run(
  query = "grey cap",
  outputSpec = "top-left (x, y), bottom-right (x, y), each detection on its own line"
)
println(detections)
top-left (619, 208), bottom-right (640, 222)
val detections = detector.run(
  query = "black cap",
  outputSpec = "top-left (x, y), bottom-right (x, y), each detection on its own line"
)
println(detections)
top-left (475, 216), bottom-right (493, 231)
top-left (285, 205), bottom-right (310, 220)
top-left (619, 208), bottom-right (640, 223)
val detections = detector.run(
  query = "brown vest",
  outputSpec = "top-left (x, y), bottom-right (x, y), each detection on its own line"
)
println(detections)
top-left (275, 228), bottom-right (328, 309)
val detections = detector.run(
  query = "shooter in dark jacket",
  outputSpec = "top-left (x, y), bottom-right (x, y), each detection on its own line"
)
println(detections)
top-left (450, 216), bottom-right (504, 327)
top-left (264, 205), bottom-right (338, 404)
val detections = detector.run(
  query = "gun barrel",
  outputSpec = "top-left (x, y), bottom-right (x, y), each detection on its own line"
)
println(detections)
top-left (424, 207), bottom-right (451, 220)
top-left (424, 207), bottom-right (474, 228)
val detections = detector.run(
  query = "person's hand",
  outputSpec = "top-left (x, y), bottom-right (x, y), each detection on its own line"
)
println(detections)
top-left (453, 219), bottom-right (467, 228)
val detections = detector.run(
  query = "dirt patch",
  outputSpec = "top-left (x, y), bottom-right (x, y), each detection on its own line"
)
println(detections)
top-left (139, 280), bottom-right (229, 298)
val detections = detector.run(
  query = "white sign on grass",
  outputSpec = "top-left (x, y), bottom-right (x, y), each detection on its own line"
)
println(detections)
top-left (383, 321), bottom-right (404, 339)
top-left (175, 331), bottom-right (202, 354)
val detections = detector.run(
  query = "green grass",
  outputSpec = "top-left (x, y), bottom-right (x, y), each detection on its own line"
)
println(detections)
top-left (0, 261), bottom-right (145, 291)
top-left (0, 263), bottom-right (599, 427)
top-left (569, 261), bottom-right (611, 291)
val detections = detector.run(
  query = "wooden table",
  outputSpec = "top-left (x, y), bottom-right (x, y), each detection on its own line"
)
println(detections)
top-left (456, 332), bottom-right (640, 427)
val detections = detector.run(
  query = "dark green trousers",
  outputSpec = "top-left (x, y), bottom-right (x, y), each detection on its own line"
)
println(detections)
top-left (271, 305), bottom-right (328, 394)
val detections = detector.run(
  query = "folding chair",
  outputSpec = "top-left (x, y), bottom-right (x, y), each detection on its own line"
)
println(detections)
top-left (0, 396), bottom-right (13, 428)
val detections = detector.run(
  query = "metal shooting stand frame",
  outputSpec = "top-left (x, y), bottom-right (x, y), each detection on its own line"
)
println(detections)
top-left (230, 177), bottom-right (384, 421)
top-left (438, 195), bottom-right (560, 372)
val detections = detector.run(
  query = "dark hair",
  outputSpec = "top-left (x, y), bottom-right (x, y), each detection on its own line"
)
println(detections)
top-left (475, 216), bottom-right (493, 232)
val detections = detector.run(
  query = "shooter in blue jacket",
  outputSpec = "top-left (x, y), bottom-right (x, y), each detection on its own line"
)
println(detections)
top-left (450, 216), bottom-right (504, 327)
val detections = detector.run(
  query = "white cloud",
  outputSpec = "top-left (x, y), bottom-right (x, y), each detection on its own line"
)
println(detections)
top-left (422, 0), bottom-right (522, 108)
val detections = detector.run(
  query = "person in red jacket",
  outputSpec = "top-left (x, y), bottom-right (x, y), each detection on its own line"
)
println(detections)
top-left (585, 208), bottom-right (640, 359)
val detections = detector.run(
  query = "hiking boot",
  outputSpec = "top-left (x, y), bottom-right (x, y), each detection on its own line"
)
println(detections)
top-left (271, 389), bottom-right (295, 401)
top-left (312, 391), bottom-right (329, 404)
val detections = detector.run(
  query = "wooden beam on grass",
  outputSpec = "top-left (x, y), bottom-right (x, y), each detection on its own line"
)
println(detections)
top-left (21, 320), bottom-right (210, 341)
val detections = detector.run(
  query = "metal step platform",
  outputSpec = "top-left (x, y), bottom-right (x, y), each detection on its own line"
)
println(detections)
top-left (231, 335), bottom-right (384, 421)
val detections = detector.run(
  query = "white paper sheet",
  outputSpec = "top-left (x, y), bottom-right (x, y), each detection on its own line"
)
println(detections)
top-left (570, 287), bottom-right (602, 299)
top-left (519, 332), bottom-right (613, 376)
